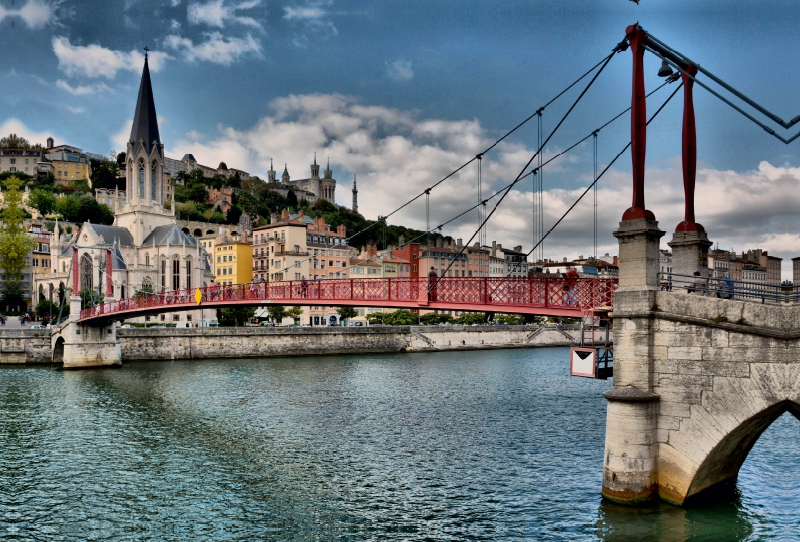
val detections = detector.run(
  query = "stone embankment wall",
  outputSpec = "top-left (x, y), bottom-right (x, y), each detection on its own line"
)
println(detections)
top-left (0, 329), bottom-right (51, 364)
top-left (0, 325), bottom-right (581, 364)
top-left (117, 325), bottom-right (579, 361)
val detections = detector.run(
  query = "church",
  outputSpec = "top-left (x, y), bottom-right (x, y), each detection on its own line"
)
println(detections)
top-left (36, 55), bottom-right (215, 324)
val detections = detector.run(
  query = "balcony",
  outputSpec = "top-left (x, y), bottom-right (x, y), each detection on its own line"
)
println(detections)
top-left (275, 251), bottom-right (309, 257)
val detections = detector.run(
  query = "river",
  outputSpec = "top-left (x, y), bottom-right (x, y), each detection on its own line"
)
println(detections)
top-left (1, 347), bottom-right (798, 540)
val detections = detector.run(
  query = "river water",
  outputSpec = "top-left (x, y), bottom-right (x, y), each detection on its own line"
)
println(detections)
top-left (1, 347), bottom-right (798, 540)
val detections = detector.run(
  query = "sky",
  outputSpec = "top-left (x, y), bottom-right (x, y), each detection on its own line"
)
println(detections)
top-left (3, 0), bottom-right (800, 277)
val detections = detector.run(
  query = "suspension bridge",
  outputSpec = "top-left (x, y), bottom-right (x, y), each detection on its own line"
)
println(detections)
top-left (47, 24), bottom-right (800, 507)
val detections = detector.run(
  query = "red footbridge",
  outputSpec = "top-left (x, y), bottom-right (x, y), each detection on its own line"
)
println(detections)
top-left (78, 277), bottom-right (618, 324)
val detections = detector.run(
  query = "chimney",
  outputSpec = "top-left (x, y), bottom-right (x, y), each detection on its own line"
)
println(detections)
top-left (436, 237), bottom-right (443, 248)
top-left (613, 255), bottom-right (619, 267)
top-left (496, 243), bottom-right (502, 251)
top-left (514, 245), bottom-right (522, 253)
top-left (473, 242), bottom-right (479, 248)
top-left (281, 208), bottom-right (290, 221)
top-left (337, 224), bottom-right (346, 237)
top-left (270, 212), bottom-right (278, 224)
top-left (457, 238), bottom-right (463, 249)
top-left (367, 244), bottom-right (377, 258)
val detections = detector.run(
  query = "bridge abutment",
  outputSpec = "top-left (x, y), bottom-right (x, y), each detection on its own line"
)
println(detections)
top-left (59, 296), bottom-right (121, 369)
top-left (668, 229), bottom-right (713, 278)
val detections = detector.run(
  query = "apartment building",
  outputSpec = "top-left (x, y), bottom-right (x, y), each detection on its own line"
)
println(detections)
top-left (214, 232), bottom-right (253, 286)
top-left (0, 148), bottom-right (43, 176)
top-left (251, 209), bottom-right (309, 282)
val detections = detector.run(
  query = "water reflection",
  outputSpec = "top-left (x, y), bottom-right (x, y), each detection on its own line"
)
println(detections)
top-left (1, 351), bottom-right (800, 540)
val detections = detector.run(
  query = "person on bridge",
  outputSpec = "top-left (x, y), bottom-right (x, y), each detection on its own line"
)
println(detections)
top-left (301, 276), bottom-right (308, 298)
top-left (564, 269), bottom-right (579, 306)
top-left (720, 274), bottom-right (735, 300)
top-left (688, 271), bottom-right (705, 294)
top-left (428, 267), bottom-right (438, 302)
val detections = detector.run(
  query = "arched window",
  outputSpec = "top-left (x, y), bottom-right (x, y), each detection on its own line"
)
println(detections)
top-left (38, 284), bottom-right (44, 303)
top-left (145, 253), bottom-right (150, 266)
top-left (185, 257), bottom-right (192, 290)
top-left (138, 160), bottom-right (145, 200)
top-left (151, 161), bottom-right (158, 200)
top-left (80, 254), bottom-right (93, 292)
top-left (160, 257), bottom-right (167, 292)
top-left (119, 284), bottom-right (126, 299)
top-left (173, 256), bottom-right (180, 291)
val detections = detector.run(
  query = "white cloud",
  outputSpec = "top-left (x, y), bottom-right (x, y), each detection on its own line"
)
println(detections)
top-left (56, 79), bottom-right (113, 96)
top-left (386, 59), bottom-right (414, 82)
top-left (52, 37), bottom-right (170, 79)
top-left (283, 6), bottom-right (325, 20)
top-left (164, 92), bottom-right (800, 279)
top-left (164, 32), bottom-right (261, 64)
top-left (0, 118), bottom-right (56, 148)
top-left (66, 106), bottom-right (86, 114)
top-left (170, 18), bottom-right (181, 30)
top-left (170, 0), bottom-right (182, 5)
top-left (0, 0), bottom-right (62, 29)
top-left (283, 0), bottom-right (337, 47)
top-left (187, 0), bottom-right (263, 29)
top-left (112, 120), bottom-right (133, 151)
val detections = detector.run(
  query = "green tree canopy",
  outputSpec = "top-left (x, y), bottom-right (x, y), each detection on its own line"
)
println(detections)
top-left (0, 133), bottom-right (39, 149)
top-left (286, 189), bottom-right (298, 209)
top-left (55, 193), bottom-right (113, 224)
top-left (336, 306), bottom-right (358, 320)
top-left (420, 312), bottom-right (453, 325)
top-left (0, 176), bottom-right (36, 283)
top-left (28, 189), bottom-right (57, 217)
top-left (89, 158), bottom-right (121, 190)
top-left (219, 306), bottom-right (255, 326)
top-left (267, 305), bottom-right (288, 323)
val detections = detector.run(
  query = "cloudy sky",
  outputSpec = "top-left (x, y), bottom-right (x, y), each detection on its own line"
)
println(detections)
top-left (3, 0), bottom-right (800, 276)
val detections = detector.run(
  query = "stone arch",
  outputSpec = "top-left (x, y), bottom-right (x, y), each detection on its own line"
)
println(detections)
top-left (669, 400), bottom-right (800, 504)
top-left (181, 227), bottom-right (190, 235)
top-left (206, 229), bottom-right (215, 235)
top-left (193, 228), bottom-right (202, 237)
top-left (53, 336), bottom-right (65, 363)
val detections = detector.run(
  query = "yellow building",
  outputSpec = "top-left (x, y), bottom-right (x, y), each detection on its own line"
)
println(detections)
top-left (49, 150), bottom-right (92, 186)
top-left (214, 235), bottom-right (253, 286)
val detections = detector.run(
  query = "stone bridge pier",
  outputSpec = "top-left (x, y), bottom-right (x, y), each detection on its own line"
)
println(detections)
top-left (52, 295), bottom-right (121, 369)
top-left (603, 217), bottom-right (800, 505)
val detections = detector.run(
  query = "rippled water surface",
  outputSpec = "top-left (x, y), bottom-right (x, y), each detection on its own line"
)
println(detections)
top-left (2, 347), bottom-right (800, 540)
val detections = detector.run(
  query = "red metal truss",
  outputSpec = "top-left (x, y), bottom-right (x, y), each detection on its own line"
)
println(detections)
top-left (78, 277), bottom-right (618, 323)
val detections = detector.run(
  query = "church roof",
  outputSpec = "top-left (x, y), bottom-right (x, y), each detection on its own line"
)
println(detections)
top-left (142, 224), bottom-right (199, 247)
top-left (86, 224), bottom-right (136, 247)
top-left (130, 57), bottom-right (161, 155)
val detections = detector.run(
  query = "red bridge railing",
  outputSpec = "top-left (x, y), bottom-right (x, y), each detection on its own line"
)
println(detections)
top-left (79, 277), bottom-right (618, 321)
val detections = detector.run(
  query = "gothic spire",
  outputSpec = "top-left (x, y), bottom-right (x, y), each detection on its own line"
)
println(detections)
top-left (130, 55), bottom-right (161, 155)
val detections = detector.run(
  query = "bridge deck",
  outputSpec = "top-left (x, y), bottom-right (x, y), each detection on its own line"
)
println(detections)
top-left (78, 277), bottom-right (618, 324)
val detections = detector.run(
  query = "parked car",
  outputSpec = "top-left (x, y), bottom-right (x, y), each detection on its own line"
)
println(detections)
top-left (120, 324), bottom-right (133, 328)
top-left (30, 325), bottom-right (45, 329)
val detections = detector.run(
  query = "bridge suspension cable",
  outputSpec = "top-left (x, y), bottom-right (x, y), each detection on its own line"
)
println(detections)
top-left (337, 50), bottom-right (621, 248)
top-left (431, 44), bottom-right (625, 290)
top-left (507, 81), bottom-right (684, 275)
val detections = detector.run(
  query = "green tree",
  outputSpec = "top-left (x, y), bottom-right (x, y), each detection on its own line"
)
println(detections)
top-left (420, 312), bottom-right (453, 325)
top-left (267, 305), bottom-right (288, 323)
top-left (384, 309), bottom-right (417, 325)
top-left (0, 177), bottom-right (36, 286)
top-left (336, 306), bottom-right (358, 322)
top-left (219, 306), bottom-right (255, 326)
top-left (134, 282), bottom-right (154, 297)
top-left (35, 298), bottom-right (58, 319)
top-left (365, 312), bottom-right (386, 325)
top-left (286, 306), bottom-right (303, 322)
top-left (89, 158), bottom-right (120, 190)
top-left (55, 193), bottom-right (114, 224)
top-left (496, 313), bottom-right (525, 325)
top-left (1, 282), bottom-right (26, 312)
top-left (454, 313), bottom-right (486, 325)
top-left (79, 288), bottom-right (104, 310)
top-left (28, 189), bottom-right (57, 217)
top-left (0, 133), bottom-right (39, 149)
top-left (286, 189), bottom-right (298, 209)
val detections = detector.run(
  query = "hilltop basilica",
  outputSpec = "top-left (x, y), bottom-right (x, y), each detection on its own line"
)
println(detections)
top-left (35, 56), bottom-right (214, 324)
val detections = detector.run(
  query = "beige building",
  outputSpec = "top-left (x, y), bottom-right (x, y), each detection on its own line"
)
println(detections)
top-left (0, 148), bottom-right (43, 176)
top-left (252, 209), bottom-right (310, 282)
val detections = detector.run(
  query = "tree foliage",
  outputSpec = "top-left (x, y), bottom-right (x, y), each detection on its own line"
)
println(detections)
top-left (420, 312), bottom-right (454, 325)
top-left (267, 305), bottom-right (288, 323)
top-left (0, 177), bottom-right (36, 283)
top-left (367, 309), bottom-right (418, 325)
top-left (55, 193), bottom-right (114, 224)
top-left (0, 133), bottom-right (40, 149)
top-left (336, 306), bottom-right (358, 320)
top-left (89, 158), bottom-right (121, 190)
top-left (219, 306), bottom-right (255, 326)
top-left (28, 189), bottom-right (57, 216)
top-left (454, 313), bottom-right (486, 325)
top-left (1, 282), bottom-right (26, 312)
top-left (496, 313), bottom-right (525, 325)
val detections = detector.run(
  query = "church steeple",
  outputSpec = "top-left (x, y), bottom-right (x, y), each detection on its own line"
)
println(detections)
top-left (130, 53), bottom-right (161, 156)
